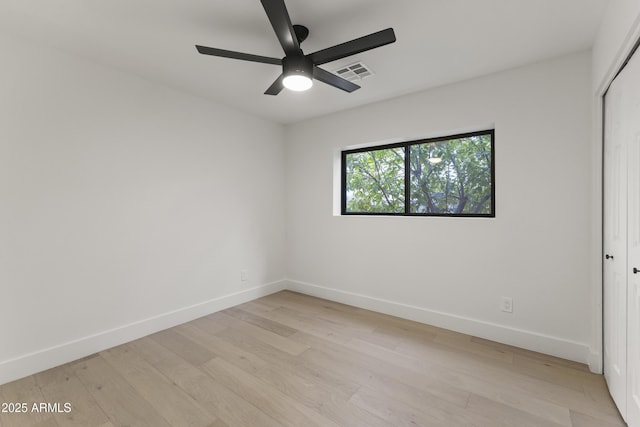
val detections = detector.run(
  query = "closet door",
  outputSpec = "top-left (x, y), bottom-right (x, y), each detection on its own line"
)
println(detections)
top-left (625, 46), bottom-right (640, 426)
top-left (603, 63), bottom-right (628, 418)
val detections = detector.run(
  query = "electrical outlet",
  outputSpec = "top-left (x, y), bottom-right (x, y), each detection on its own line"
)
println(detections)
top-left (501, 296), bottom-right (513, 313)
top-left (240, 270), bottom-right (248, 282)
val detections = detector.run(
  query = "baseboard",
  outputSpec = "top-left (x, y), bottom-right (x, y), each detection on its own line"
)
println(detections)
top-left (1, 277), bottom-right (598, 386)
top-left (0, 280), bottom-right (287, 386)
top-left (285, 279), bottom-right (593, 367)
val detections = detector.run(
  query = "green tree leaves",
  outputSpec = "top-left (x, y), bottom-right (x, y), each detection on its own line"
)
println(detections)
top-left (410, 135), bottom-right (492, 214)
top-left (344, 132), bottom-right (493, 216)
top-left (345, 147), bottom-right (405, 213)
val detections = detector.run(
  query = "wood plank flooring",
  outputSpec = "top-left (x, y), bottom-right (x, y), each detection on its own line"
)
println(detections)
top-left (0, 291), bottom-right (626, 427)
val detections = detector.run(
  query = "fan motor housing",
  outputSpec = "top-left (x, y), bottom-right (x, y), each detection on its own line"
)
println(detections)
top-left (282, 55), bottom-right (314, 78)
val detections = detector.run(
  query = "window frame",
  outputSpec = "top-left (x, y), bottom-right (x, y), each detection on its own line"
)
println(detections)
top-left (341, 129), bottom-right (495, 217)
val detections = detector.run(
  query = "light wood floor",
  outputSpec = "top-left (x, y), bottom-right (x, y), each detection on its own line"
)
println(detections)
top-left (0, 291), bottom-right (626, 427)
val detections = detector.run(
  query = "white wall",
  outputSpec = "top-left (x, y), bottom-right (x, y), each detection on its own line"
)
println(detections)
top-left (285, 52), bottom-right (593, 364)
top-left (0, 33), bottom-right (286, 385)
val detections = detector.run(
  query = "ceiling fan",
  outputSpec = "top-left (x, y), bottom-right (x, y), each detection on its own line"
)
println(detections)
top-left (195, 0), bottom-right (396, 95)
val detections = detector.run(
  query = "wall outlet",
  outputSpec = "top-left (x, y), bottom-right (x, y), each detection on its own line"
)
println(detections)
top-left (240, 270), bottom-right (248, 282)
top-left (500, 296), bottom-right (513, 313)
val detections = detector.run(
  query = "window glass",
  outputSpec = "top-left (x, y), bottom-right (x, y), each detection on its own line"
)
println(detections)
top-left (342, 130), bottom-right (494, 217)
top-left (409, 134), bottom-right (493, 214)
top-left (344, 147), bottom-right (405, 214)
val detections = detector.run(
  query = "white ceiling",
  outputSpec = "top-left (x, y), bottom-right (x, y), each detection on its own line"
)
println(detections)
top-left (0, 0), bottom-right (609, 124)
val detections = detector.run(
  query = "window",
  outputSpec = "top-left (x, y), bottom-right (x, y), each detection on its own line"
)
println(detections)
top-left (342, 130), bottom-right (494, 217)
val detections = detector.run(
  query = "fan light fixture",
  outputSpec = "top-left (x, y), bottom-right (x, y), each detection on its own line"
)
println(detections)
top-left (428, 157), bottom-right (442, 164)
top-left (283, 74), bottom-right (313, 91)
top-left (282, 55), bottom-right (313, 92)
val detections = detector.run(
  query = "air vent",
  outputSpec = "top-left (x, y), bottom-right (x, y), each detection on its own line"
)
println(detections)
top-left (333, 62), bottom-right (374, 82)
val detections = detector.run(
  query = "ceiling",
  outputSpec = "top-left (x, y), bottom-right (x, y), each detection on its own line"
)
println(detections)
top-left (0, 0), bottom-right (609, 124)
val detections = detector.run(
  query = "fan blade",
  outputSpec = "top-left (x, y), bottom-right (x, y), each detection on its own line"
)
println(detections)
top-left (260, 0), bottom-right (301, 56)
top-left (308, 28), bottom-right (396, 65)
top-left (196, 45), bottom-right (282, 65)
top-left (265, 74), bottom-right (285, 95)
top-left (314, 66), bottom-right (360, 93)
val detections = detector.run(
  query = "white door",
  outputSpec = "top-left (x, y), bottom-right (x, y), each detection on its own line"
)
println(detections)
top-left (603, 60), bottom-right (628, 419)
top-left (624, 46), bottom-right (640, 426)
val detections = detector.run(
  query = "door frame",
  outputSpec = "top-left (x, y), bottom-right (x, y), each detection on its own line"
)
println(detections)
top-left (594, 26), bottom-right (640, 374)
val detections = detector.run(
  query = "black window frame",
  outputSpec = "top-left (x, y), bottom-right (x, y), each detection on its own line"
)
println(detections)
top-left (341, 129), bottom-right (495, 217)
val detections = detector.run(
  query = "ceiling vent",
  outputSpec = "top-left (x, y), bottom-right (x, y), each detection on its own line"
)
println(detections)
top-left (333, 62), bottom-right (374, 82)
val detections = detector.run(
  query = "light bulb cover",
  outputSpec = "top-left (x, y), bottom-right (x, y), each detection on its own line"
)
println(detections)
top-left (428, 157), bottom-right (442, 164)
top-left (283, 74), bottom-right (313, 91)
